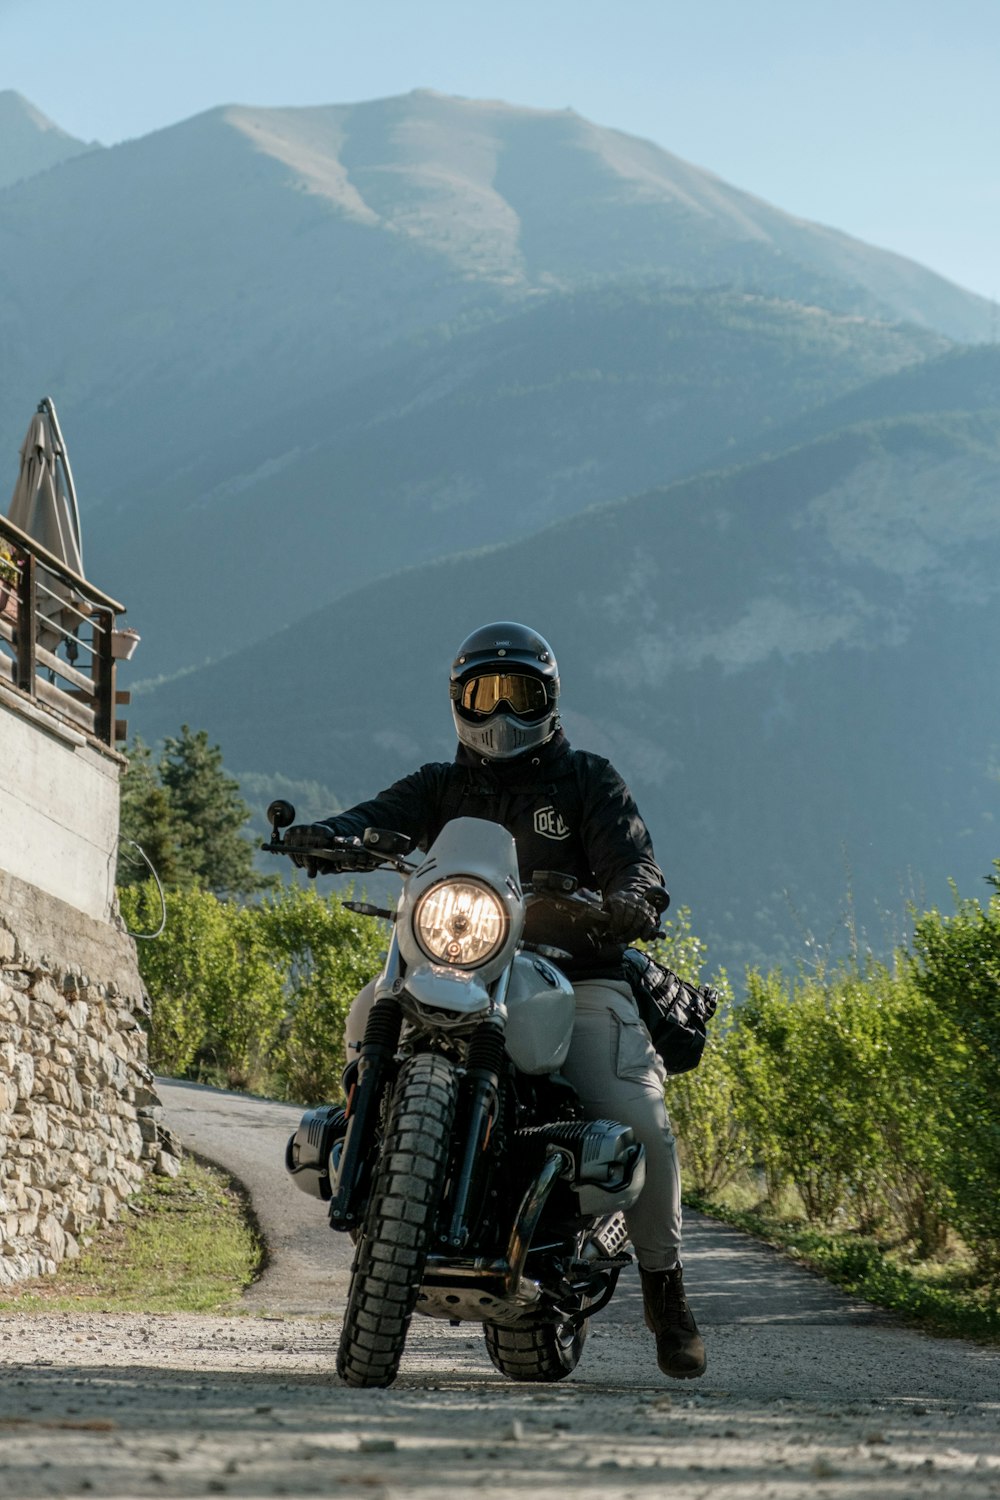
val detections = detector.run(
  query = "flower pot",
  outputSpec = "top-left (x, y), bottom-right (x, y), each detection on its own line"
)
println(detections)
top-left (111, 627), bottom-right (141, 661)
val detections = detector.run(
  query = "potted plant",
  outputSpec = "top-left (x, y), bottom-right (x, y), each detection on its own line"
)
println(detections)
top-left (110, 625), bottom-right (141, 661)
top-left (0, 542), bottom-right (20, 620)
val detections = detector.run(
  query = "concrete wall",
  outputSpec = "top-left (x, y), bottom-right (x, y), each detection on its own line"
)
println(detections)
top-left (0, 687), bottom-right (119, 923)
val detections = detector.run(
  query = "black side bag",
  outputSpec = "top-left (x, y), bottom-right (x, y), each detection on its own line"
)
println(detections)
top-left (621, 948), bottom-right (719, 1074)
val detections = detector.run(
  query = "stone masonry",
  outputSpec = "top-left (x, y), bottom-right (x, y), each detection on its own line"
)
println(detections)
top-left (0, 867), bottom-right (178, 1285)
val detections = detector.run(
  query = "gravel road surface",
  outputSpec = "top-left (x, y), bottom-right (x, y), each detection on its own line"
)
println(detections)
top-left (0, 1076), bottom-right (996, 1499)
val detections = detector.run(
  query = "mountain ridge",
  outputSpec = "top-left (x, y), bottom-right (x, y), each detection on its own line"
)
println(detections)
top-left (0, 90), bottom-right (96, 189)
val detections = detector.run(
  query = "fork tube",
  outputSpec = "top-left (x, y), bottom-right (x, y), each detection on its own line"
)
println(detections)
top-left (443, 1017), bottom-right (506, 1249)
top-left (328, 996), bottom-right (402, 1228)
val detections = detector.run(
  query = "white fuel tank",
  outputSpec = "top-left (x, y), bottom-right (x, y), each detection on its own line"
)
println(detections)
top-left (504, 953), bottom-right (575, 1075)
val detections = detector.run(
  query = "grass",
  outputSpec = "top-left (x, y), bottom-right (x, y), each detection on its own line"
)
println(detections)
top-left (0, 1157), bottom-right (263, 1315)
top-left (686, 1190), bottom-right (1000, 1344)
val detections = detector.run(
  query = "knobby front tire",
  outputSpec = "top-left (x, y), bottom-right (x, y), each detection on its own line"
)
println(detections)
top-left (336, 1051), bottom-right (458, 1388)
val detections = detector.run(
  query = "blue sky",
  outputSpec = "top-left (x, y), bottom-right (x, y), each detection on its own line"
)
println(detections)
top-left (2, 0), bottom-right (997, 300)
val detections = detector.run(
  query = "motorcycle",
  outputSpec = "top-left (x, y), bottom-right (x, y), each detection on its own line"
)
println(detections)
top-left (266, 800), bottom-right (652, 1389)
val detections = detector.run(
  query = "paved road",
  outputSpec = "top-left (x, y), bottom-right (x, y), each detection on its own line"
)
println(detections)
top-left (157, 1076), bottom-right (886, 1326)
top-left (155, 1077), bottom-right (1000, 1410)
top-left (0, 1078), bottom-right (996, 1499)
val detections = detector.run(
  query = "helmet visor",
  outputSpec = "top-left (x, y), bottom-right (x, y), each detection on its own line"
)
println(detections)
top-left (459, 672), bottom-right (548, 718)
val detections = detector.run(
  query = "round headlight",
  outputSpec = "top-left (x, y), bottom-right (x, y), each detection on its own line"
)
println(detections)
top-left (414, 879), bottom-right (508, 968)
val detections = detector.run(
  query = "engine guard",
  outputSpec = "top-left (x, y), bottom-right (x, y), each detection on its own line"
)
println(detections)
top-left (414, 1148), bottom-right (633, 1328)
top-left (416, 1261), bottom-right (542, 1328)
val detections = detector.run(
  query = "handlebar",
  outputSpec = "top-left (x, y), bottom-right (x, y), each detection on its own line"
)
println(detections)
top-left (262, 834), bottom-right (413, 875)
top-left (523, 881), bottom-right (667, 943)
top-left (263, 807), bottom-right (665, 940)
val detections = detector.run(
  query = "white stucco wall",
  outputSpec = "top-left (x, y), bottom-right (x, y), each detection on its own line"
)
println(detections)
top-left (0, 687), bottom-right (120, 923)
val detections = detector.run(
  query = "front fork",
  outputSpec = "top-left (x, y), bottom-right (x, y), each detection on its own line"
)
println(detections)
top-left (328, 995), bottom-right (403, 1229)
top-left (441, 1016), bottom-right (507, 1249)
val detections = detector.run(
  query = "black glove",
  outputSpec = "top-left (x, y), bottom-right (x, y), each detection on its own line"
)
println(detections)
top-left (604, 890), bottom-right (661, 942)
top-left (283, 822), bottom-right (339, 877)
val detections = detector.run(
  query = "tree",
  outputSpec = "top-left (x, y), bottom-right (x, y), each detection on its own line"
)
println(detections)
top-left (117, 737), bottom-right (183, 889)
top-left (158, 724), bottom-right (267, 896)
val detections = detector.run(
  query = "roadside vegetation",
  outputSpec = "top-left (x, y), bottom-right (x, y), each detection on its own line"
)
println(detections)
top-left (118, 726), bottom-right (382, 1101)
top-left (118, 727), bottom-right (1000, 1339)
top-left (660, 871), bottom-right (1000, 1343)
top-left (0, 1158), bottom-right (261, 1314)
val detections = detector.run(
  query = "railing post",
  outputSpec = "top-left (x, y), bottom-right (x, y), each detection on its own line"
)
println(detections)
top-left (16, 552), bottom-right (36, 696)
top-left (93, 607), bottom-right (115, 747)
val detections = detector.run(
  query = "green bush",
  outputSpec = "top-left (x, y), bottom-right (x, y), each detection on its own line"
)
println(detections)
top-left (909, 875), bottom-right (1000, 1277)
top-left (668, 1008), bottom-right (753, 1198)
top-left (256, 883), bottom-right (386, 1103)
top-left (120, 881), bottom-right (385, 1102)
top-left (722, 959), bottom-right (960, 1234)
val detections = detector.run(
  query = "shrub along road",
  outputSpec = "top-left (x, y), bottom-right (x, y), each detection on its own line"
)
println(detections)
top-left (0, 1077), bottom-right (996, 1499)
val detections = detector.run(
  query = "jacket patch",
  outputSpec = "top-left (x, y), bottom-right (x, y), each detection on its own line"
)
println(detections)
top-left (534, 805), bottom-right (570, 840)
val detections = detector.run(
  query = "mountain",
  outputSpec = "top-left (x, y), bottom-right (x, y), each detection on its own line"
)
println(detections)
top-left (133, 372), bottom-right (1000, 970)
top-left (0, 94), bottom-right (986, 488)
top-left (0, 91), bottom-right (95, 188)
top-left (0, 90), bottom-right (987, 675)
top-left (0, 93), bottom-right (988, 459)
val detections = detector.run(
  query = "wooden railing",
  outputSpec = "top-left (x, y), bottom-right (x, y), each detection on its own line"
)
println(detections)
top-left (0, 511), bottom-right (128, 752)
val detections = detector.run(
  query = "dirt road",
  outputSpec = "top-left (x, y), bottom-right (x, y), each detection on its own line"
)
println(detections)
top-left (0, 1077), bottom-right (996, 1499)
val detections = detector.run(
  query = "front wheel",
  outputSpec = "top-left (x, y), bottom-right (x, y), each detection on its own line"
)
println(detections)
top-left (336, 1051), bottom-right (458, 1388)
top-left (483, 1314), bottom-right (589, 1382)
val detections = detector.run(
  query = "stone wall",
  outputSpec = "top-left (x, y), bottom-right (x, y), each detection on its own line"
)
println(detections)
top-left (0, 868), bottom-right (177, 1285)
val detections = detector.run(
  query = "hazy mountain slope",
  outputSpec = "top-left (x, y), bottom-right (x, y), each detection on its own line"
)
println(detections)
top-left (222, 93), bottom-right (991, 338)
top-left (0, 90), bottom-right (989, 481)
top-left (0, 91), bottom-right (95, 188)
top-left (0, 102), bottom-right (497, 490)
top-left (90, 284), bottom-right (943, 676)
top-left (134, 410), bottom-right (1000, 970)
top-left (734, 343), bottom-right (1000, 464)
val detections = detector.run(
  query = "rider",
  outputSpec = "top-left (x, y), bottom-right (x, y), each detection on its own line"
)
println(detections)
top-left (284, 621), bottom-right (706, 1380)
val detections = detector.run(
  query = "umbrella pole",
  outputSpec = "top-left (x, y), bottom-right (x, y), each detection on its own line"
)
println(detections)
top-left (38, 397), bottom-right (83, 563)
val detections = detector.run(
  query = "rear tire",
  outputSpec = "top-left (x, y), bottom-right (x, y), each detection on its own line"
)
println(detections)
top-left (336, 1052), bottom-right (458, 1388)
top-left (483, 1314), bottom-right (588, 1382)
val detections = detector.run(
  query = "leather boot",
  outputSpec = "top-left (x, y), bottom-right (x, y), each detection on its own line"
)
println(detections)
top-left (639, 1264), bottom-right (707, 1379)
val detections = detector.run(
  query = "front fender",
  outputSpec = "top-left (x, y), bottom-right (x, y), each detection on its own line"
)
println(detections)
top-left (403, 962), bottom-right (492, 1017)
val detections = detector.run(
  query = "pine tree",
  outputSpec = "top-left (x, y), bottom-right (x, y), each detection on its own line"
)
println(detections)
top-left (117, 737), bottom-right (184, 889)
top-left (158, 725), bottom-right (266, 897)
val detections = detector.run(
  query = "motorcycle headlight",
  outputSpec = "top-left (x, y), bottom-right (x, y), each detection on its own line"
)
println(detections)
top-left (414, 879), bottom-right (508, 968)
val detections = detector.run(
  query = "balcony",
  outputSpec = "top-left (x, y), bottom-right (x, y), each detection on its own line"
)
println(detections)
top-left (0, 510), bottom-right (129, 754)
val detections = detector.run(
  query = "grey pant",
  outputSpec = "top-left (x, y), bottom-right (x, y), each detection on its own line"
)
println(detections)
top-left (344, 976), bottom-right (681, 1272)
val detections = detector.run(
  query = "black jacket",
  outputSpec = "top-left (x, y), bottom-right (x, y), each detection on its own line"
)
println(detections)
top-left (317, 732), bottom-right (664, 979)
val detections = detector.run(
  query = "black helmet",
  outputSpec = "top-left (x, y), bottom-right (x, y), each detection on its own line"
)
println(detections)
top-left (450, 622), bottom-right (560, 761)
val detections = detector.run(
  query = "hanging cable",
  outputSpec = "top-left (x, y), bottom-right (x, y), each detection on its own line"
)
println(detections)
top-left (119, 839), bottom-right (167, 940)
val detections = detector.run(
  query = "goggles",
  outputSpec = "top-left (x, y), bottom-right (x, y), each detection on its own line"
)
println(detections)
top-left (457, 672), bottom-right (549, 718)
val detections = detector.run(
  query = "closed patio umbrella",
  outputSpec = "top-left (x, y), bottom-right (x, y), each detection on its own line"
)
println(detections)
top-left (7, 396), bottom-right (88, 652)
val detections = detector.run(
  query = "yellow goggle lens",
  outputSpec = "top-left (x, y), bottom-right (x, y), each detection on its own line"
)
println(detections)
top-left (459, 673), bottom-right (547, 716)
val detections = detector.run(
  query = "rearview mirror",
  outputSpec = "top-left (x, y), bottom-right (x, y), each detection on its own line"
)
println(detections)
top-left (267, 799), bottom-right (296, 833)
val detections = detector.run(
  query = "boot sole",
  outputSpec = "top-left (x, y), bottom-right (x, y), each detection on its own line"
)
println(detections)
top-left (662, 1361), bottom-right (707, 1380)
